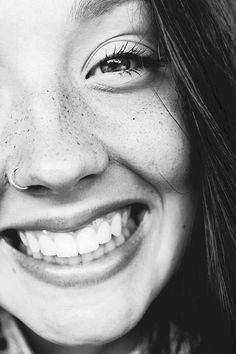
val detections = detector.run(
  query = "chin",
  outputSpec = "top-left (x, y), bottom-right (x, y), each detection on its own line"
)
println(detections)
top-left (15, 287), bottom-right (152, 347)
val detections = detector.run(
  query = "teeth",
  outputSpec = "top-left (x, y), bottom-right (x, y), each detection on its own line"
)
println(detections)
top-left (54, 234), bottom-right (78, 257)
top-left (44, 256), bottom-right (55, 263)
top-left (16, 206), bottom-right (144, 262)
top-left (122, 207), bottom-right (130, 226)
top-left (68, 256), bottom-right (81, 266)
top-left (27, 247), bottom-right (33, 256)
top-left (123, 227), bottom-right (131, 239)
top-left (77, 227), bottom-right (99, 255)
top-left (32, 252), bottom-right (43, 260)
top-left (93, 246), bottom-right (105, 260)
top-left (25, 232), bottom-right (40, 253)
top-left (127, 218), bottom-right (137, 234)
top-left (111, 213), bottom-right (122, 237)
top-left (57, 256), bottom-right (68, 265)
top-left (18, 231), bottom-right (28, 247)
top-left (104, 239), bottom-right (116, 254)
top-left (39, 235), bottom-right (56, 256)
top-left (97, 221), bottom-right (111, 244)
top-left (92, 217), bottom-right (103, 229)
top-left (114, 234), bottom-right (125, 247)
top-left (81, 252), bottom-right (94, 263)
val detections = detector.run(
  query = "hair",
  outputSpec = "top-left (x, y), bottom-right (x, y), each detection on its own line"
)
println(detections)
top-left (137, 0), bottom-right (236, 353)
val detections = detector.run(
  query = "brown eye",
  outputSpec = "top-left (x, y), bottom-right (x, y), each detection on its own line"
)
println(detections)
top-left (85, 42), bottom-right (163, 85)
top-left (100, 58), bottom-right (131, 73)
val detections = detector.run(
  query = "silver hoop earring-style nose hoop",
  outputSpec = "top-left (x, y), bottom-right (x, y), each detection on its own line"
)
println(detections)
top-left (9, 167), bottom-right (29, 191)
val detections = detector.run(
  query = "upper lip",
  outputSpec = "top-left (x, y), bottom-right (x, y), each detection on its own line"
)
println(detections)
top-left (0, 198), bottom-right (149, 234)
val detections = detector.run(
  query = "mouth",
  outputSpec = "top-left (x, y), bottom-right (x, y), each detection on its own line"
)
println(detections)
top-left (2, 203), bottom-right (149, 267)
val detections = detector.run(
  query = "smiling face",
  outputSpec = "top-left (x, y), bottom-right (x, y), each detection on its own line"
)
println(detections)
top-left (0, 0), bottom-right (196, 349)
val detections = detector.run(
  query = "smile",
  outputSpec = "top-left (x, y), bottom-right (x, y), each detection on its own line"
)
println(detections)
top-left (1, 203), bottom-right (151, 286)
top-left (12, 204), bottom-right (147, 264)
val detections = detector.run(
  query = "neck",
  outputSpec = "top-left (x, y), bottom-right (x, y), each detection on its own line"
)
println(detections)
top-left (18, 320), bottom-right (144, 354)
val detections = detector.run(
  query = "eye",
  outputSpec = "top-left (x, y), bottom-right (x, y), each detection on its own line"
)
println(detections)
top-left (84, 40), bottom-right (167, 90)
top-left (89, 51), bottom-right (151, 77)
top-left (100, 57), bottom-right (134, 74)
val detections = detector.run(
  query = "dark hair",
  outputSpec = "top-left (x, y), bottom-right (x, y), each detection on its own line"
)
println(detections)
top-left (138, 0), bottom-right (236, 353)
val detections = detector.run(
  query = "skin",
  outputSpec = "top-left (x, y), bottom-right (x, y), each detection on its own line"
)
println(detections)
top-left (0, 0), bottom-right (197, 353)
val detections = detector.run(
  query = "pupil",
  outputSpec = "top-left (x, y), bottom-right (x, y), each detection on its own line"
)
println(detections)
top-left (101, 58), bottom-right (130, 73)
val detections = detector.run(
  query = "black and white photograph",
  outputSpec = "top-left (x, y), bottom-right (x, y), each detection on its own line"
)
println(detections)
top-left (0, 0), bottom-right (235, 353)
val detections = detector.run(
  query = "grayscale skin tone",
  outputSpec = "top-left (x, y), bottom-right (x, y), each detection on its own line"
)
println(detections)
top-left (0, 0), bottom-right (197, 353)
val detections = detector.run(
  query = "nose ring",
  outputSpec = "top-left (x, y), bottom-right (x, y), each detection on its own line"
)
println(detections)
top-left (9, 167), bottom-right (29, 191)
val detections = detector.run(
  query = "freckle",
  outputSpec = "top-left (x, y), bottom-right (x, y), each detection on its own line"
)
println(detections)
top-left (4, 141), bottom-right (7, 144)
top-left (46, 90), bottom-right (49, 93)
top-left (81, 113), bottom-right (84, 117)
top-left (183, 224), bottom-right (186, 229)
top-left (52, 97), bottom-right (55, 101)
top-left (13, 145), bottom-right (16, 149)
top-left (132, 117), bottom-right (136, 121)
top-left (67, 110), bottom-right (70, 113)
top-left (77, 142), bottom-right (80, 145)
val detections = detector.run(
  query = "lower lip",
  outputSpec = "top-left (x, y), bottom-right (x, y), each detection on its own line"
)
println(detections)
top-left (0, 214), bottom-right (150, 288)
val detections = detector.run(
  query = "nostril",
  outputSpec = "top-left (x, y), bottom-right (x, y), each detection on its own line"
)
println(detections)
top-left (23, 184), bottom-right (52, 196)
top-left (30, 172), bottom-right (98, 195)
top-left (31, 185), bottom-right (50, 192)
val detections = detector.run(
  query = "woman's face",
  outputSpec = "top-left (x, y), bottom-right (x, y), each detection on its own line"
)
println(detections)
top-left (0, 0), bottom-right (196, 347)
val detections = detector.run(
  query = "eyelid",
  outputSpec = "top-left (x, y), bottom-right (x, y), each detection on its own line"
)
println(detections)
top-left (83, 67), bottom-right (169, 93)
top-left (82, 37), bottom-right (157, 77)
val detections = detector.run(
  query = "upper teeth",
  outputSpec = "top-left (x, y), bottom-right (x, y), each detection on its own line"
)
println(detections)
top-left (18, 208), bottom-right (130, 258)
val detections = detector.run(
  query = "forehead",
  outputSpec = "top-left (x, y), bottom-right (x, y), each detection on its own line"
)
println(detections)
top-left (0, 0), bottom-right (151, 87)
top-left (0, 0), bottom-right (149, 52)
top-left (0, 0), bottom-right (145, 24)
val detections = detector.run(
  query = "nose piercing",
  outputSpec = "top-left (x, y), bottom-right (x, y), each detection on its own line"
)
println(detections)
top-left (8, 167), bottom-right (29, 191)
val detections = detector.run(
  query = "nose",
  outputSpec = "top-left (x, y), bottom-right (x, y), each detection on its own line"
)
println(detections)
top-left (11, 93), bottom-right (109, 195)
top-left (21, 139), bottom-right (109, 194)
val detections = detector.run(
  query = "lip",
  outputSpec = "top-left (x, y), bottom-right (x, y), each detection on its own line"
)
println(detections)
top-left (0, 198), bottom-right (150, 233)
top-left (0, 209), bottom-right (151, 287)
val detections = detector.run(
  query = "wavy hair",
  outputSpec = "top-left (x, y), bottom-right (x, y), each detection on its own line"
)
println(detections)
top-left (137, 0), bottom-right (236, 353)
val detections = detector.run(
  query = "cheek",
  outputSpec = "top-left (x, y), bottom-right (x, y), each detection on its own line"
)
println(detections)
top-left (151, 190), bottom-right (196, 292)
top-left (83, 87), bottom-right (191, 191)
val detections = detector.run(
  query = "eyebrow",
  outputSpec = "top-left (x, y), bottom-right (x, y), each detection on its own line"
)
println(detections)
top-left (70, 0), bottom-right (133, 20)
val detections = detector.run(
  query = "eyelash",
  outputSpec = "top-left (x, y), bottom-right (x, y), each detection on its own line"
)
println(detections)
top-left (86, 42), bottom-right (166, 79)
